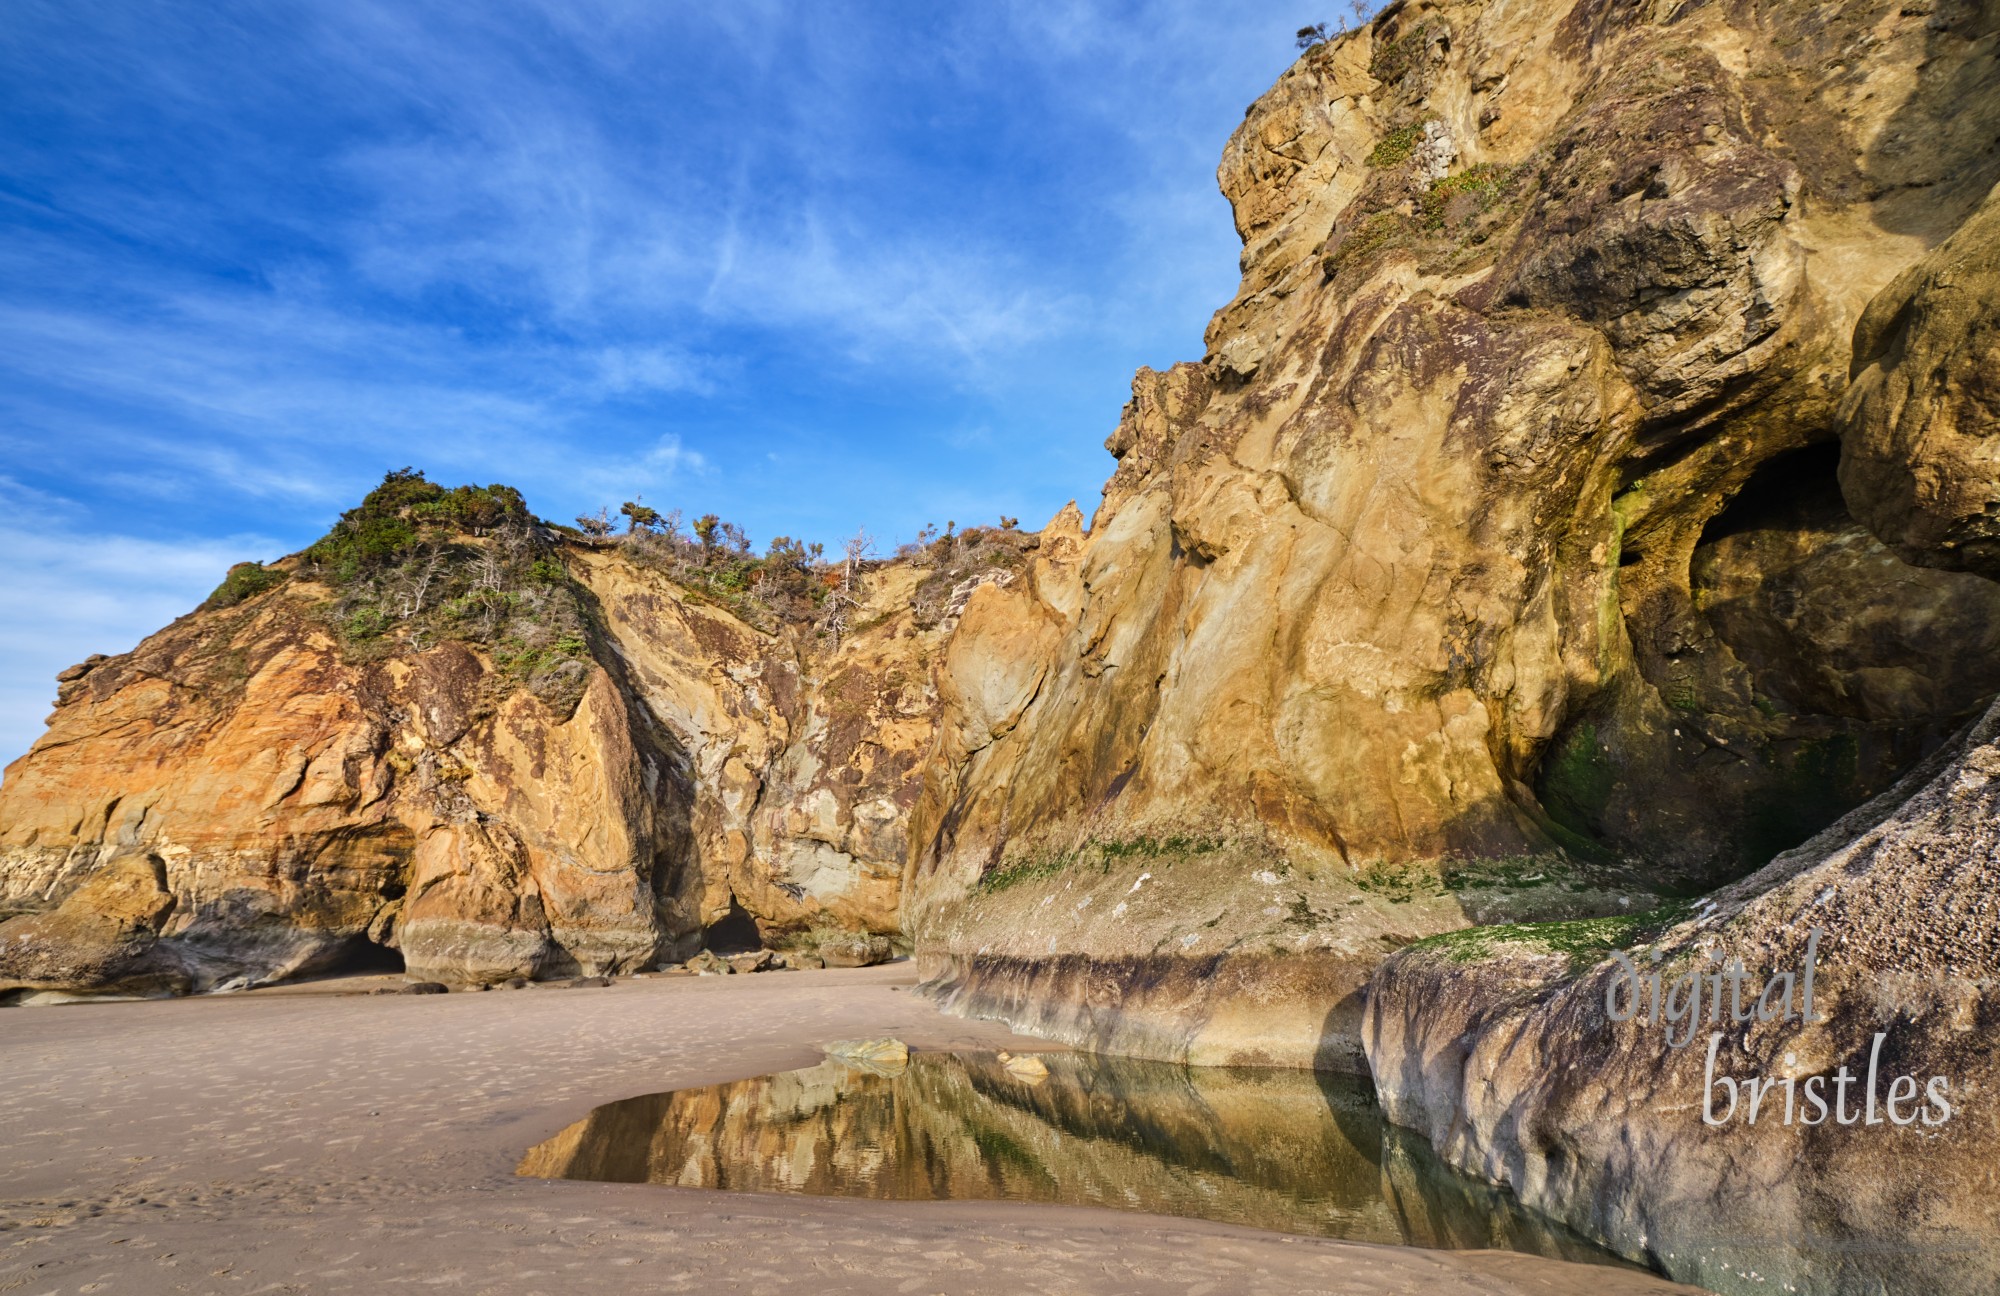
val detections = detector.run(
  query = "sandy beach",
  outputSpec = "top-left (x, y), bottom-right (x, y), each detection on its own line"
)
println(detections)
top-left (0, 966), bottom-right (1707, 1295)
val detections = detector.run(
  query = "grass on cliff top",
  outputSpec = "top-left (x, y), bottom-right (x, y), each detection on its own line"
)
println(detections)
top-left (977, 833), bottom-right (1227, 893)
top-left (1406, 901), bottom-right (1696, 973)
top-left (615, 513), bottom-right (1028, 641)
top-left (202, 561), bottom-right (289, 610)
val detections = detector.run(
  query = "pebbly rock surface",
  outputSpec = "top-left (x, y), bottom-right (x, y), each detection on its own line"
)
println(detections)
top-left (1363, 692), bottom-right (2000, 1295)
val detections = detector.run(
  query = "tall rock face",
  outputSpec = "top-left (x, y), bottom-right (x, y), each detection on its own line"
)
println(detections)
top-left (0, 513), bottom-right (965, 993)
top-left (567, 551), bottom-right (952, 946)
top-left (908, 0), bottom-right (2000, 1069)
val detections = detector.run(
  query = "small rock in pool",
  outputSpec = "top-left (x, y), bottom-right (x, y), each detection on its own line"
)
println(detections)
top-left (824, 1037), bottom-right (910, 1073)
top-left (401, 982), bottom-right (450, 995)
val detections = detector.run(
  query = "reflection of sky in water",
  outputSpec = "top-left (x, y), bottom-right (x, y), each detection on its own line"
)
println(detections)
top-left (520, 1050), bottom-right (1635, 1268)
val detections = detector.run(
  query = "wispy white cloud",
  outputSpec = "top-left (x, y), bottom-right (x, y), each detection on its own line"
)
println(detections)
top-left (0, 0), bottom-right (1327, 772)
top-left (0, 497), bottom-right (284, 771)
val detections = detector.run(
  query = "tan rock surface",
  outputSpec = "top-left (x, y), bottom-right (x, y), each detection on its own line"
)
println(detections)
top-left (572, 550), bottom-right (945, 942)
top-left (0, 534), bottom-right (954, 991)
top-left (1840, 180), bottom-right (2000, 576)
top-left (0, 586), bottom-right (691, 989)
top-left (908, 0), bottom-right (2000, 1069)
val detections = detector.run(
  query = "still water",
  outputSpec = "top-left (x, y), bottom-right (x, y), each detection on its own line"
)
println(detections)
top-left (519, 1048), bottom-right (1634, 1267)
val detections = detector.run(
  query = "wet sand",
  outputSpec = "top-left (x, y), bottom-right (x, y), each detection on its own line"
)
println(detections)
top-left (0, 965), bottom-right (1709, 1294)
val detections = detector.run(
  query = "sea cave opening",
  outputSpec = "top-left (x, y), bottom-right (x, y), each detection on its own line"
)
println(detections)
top-left (702, 895), bottom-right (764, 954)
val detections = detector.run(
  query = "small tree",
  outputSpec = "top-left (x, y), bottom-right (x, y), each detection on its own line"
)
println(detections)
top-left (576, 508), bottom-right (614, 538)
top-left (620, 499), bottom-right (661, 533)
top-left (692, 512), bottom-right (724, 560)
top-left (1296, 22), bottom-right (1330, 48)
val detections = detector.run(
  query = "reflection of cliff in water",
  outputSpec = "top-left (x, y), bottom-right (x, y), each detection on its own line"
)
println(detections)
top-left (519, 1051), bottom-right (1631, 1266)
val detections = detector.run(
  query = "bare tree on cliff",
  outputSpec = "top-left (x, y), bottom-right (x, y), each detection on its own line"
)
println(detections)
top-left (841, 527), bottom-right (875, 593)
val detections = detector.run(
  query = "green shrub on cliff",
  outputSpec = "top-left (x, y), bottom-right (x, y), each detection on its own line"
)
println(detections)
top-left (1418, 163), bottom-right (1522, 231)
top-left (1367, 21), bottom-right (1429, 84)
top-left (618, 515), bottom-right (831, 631)
top-left (202, 561), bottom-right (289, 610)
top-left (909, 526), bottom-right (1033, 629)
top-left (1365, 123), bottom-right (1425, 168)
top-left (302, 469), bottom-right (530, 581)
top-left (296, 468), bottom-right (594, 713)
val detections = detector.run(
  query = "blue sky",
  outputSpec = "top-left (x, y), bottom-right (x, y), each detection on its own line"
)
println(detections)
top-left (0, 1), bottom-right (1325, 767)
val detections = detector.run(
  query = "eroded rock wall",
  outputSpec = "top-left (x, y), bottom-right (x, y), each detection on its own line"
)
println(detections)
top-left (0, 538), bottom-right (961, 992)
top-left (0, 585), bottom-right (690, 990)
top-left (909, 0), bottom-right (2000, 1066)
top-left (1363, 694), bottom-right (2000, 1295)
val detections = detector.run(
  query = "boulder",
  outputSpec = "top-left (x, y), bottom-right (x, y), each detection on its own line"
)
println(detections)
top-left (0, 852), bottom-right (184, 996)
top-left (819, 935), bottom-right (892, 968)
top-left (823, 1037), bottom-right (909, 1074)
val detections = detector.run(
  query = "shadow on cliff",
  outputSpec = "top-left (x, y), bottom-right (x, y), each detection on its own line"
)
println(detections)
top-left (1858, 0), bottom-right (2000, 242)
top-left (572, 577), bottom-right (703, 962)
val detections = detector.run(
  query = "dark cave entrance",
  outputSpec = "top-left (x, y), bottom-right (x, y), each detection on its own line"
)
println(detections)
top-left (1697, 439), bottom-right (1848, 544)
top-left (702, 895), bottom-right (764, 953)
top-left (1539, 436), bottom-right (2000, 885)
top-left (314, 935), bottom-right (406, 978)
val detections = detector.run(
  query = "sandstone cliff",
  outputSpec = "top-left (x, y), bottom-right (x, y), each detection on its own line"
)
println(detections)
top-left (907, 0), bottom-right (2000, 1076)
top-left (0, 15), bottom-right (1993, 1277)
top-left (0, 476), bottom-right (1033, 993)
top-left (4, 0), bottom-right (1998, 1281)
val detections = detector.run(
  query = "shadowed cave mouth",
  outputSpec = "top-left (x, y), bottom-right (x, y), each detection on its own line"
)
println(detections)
top-left (1540, 438), bottom-right (2000, 882)
top-left (1701, 440), bottom-right (1847, 543)
top-left (517, 1050), bottom-right (1642, 1270)
top-left (320, 936), bottom-right (405, 977)
top-left (701, 895), bottom-right (764, 954)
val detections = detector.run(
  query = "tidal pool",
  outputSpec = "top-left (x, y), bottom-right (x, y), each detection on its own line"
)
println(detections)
top-left (519, 1049), bottom-right (1634, 1266)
